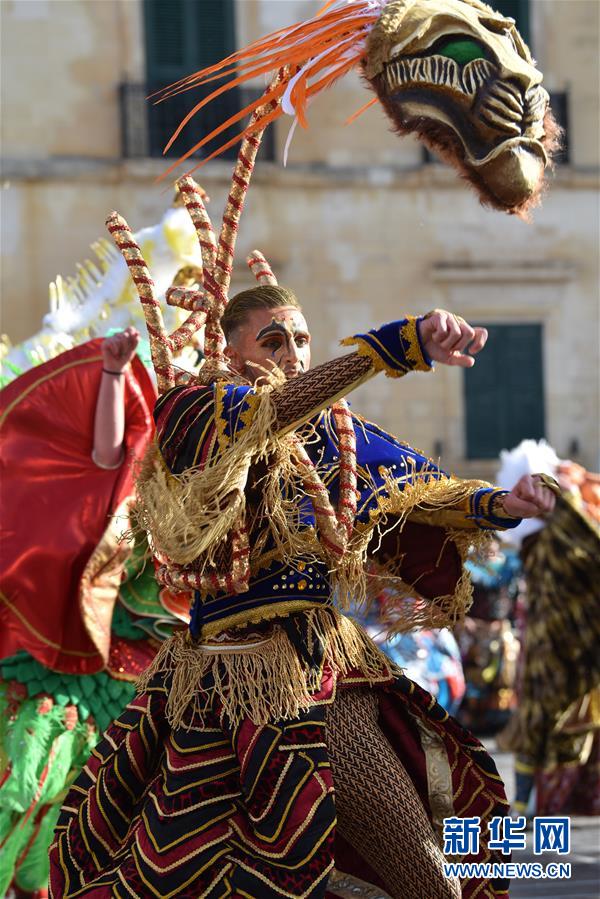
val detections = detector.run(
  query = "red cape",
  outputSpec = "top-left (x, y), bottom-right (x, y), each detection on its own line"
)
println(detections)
top-left (0, 340), bottom-right (157, 673)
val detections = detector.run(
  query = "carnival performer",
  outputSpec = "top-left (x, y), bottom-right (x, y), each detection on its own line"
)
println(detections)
top-left (50, 287), bottom-right (556, 899)
top-left (496, 441), bottom-right (600, 817)
top-left (0, 329), bottom-right (190, 899)
top-left (456, 542), bottom-right (521, 735)
top-left (47, 1), bottom-right (559, 890)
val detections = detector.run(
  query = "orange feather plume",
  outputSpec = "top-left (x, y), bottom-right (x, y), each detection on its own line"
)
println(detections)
top-left (152, 0), bottom-right (386, 174)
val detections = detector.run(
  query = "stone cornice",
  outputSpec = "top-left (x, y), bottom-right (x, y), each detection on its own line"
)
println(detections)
top-left (431, 261), bottom-right (578, 284)
top-left (1, 156), bottom-right (598, 192)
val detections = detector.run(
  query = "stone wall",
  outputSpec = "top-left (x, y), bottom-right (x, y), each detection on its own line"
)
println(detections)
top-left (1, 0), bottom-right (598, 472)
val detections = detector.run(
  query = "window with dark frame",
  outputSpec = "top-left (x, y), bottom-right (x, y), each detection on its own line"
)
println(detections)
top-left (120, 0), bottom-right (274, 161)
top-left (494, 0), bottom-right (530, 45)
top-left (464, 323), bottom-right (545, 459)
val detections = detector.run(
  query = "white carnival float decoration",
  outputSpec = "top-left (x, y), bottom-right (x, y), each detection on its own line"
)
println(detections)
top-left (1, 204), bottom-right (204, 386)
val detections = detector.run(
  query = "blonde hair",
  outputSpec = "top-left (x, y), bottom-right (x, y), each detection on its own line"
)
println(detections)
top-left (221, 286), bottom-right (301, 342)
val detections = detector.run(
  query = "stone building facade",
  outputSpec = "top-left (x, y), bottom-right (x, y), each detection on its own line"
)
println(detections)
top-left (1, 0), bottom-right (598, 475)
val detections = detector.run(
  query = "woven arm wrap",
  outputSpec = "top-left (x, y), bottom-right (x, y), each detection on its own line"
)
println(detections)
top-left (272, 351), bottom-right (373, 434)
top-left (153, 352), bottom-right (371, 474)
top-left (258, 316), bottom-right (437, 433)
top-left (340, 316), bottom-right (432, 378)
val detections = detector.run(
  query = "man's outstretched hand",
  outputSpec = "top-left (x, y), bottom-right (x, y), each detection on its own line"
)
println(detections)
top-left (502, 474), bottom-right (557, 518)
top-left (418, 310), bottom-right (487, 368)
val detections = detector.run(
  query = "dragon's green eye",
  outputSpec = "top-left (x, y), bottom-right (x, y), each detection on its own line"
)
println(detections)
top-left (435, 38), bottom-right (487, 64)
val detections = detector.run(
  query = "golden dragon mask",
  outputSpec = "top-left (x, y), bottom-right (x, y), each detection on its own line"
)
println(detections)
top-left (366, 0), bottom-right (558, 213)
top-left (156, 0), bottom-right (559, 218)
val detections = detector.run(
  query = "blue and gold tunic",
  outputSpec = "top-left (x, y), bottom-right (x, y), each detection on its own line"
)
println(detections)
top-left (154, 377), bottom-right (518, 640)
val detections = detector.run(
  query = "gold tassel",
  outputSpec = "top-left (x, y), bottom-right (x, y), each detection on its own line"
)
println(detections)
top-left (134, 385), bottom-right (279, 567)
top-left (137, 607), bottom-right (394, 729)
top-left (332, 464), bottom-right (494, 626)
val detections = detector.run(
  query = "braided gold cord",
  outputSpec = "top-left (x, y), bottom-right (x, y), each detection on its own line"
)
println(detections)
top-left (291, 400), bottom-right (358, 565)
top-left (169, 311), bottom-right (209, 353)
top-left (247, 251), bottom-right (278, 286)
top-left (208, 73), bottom-right (285, 361)
top-left (176, 175), bottom-right (217, 273)
top-left (156, 526), bottom-right (250, 596)
top-left (214, 131), bottom-right (260, 295)
top-left (175, 174), bottom-right (226, 363)
top-left (166, 285), bottom-right (205, 311)
top-left (331, 400), bottom-right (358, 541)
top-left (106, 212), bottom-right (175, 391)
top-left (156, 563), bottom-right (201, 592)
top-left (164, 286), bottom-right (210, 353)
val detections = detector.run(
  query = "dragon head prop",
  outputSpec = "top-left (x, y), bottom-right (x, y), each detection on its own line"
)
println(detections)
top-left (366, 0), bottom-right (558, 213)
top-left (157, 0), bottom-right (559, 218)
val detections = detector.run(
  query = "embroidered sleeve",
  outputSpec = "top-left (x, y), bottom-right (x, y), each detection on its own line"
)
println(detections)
top-left (153, 384), bottom-right (217, 474)
top-left (340, 316), bottom-right (433, 378)
top-left (351, 418), bottom-right (522, 533)
top-left (154, 383), bottom-right (267, 473)
top-left (408, 487), bottom-right (522, 531)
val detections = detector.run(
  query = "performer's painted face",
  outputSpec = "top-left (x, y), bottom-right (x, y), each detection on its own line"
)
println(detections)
top-left (226, 306), bottom-right (311, 382)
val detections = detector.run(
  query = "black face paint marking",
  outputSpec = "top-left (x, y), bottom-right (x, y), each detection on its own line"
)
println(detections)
top-left (255, 315), bottom-right (310, 369)
top-left (255, 319), bottom-right (296, 343)
top-left (255, 318), bottom-right (297, 359)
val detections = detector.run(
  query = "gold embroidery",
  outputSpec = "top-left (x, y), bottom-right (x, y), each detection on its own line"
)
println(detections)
top-left (79, 496), bottom-right (133, 665)
top-left (340, 316), bottom-right (431, 379)
top-left (340, 334), bottom-right (393, 376)
top-left (399, 316), bottom-right (431, 372)
top-left (415, 718), bottom-right (455, 846)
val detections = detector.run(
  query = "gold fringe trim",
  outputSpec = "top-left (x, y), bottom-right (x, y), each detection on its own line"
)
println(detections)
top-left (134, 385), bottom-right (279, 567)
top-left (339, 334), bottom-right (394, 376)
top-left (335, 466), bottom-right (494, 630)
top-left (136, 607), bottom-right (393, 728)
top-left (366, 556), bottom-right (477, 638)
top-left (137, 426), bottom-right (493, 635)
top-left (135, 367), bottom-right (494, 636)
top-left (262, 452), bottom-right (487, 625)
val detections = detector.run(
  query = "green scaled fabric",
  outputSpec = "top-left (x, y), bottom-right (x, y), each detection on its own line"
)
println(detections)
top-left (110, 598), bottom-right (149, 640)
top-left (1, 652), bottom-right (136, 733)
top-left (0, 682), bottom-right (97, 895)
top-left (118, 538), bottom-right (183, 641)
